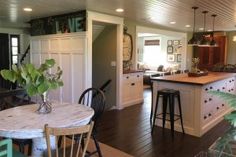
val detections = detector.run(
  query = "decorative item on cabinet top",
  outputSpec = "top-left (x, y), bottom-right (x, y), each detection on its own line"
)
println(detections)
top-left (30, 10), bottom-right (86, 36)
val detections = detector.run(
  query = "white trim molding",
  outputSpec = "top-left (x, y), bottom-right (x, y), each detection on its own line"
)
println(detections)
top-left (87, 11), bottom-right (124, 109)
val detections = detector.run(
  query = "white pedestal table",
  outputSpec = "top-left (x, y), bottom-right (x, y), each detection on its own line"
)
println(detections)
top-left (0, 102), bottom-right (94, 157)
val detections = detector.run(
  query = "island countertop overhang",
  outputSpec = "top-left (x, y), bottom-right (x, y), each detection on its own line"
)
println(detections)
top-left (151, 72), bottom-right (236, 85)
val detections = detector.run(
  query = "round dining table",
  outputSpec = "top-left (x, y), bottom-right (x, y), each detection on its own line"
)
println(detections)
top-left (0, 102), bottom-right (94, 157)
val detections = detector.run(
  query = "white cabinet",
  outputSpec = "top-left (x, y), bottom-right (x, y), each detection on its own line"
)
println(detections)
top-left (122, 72), bottom-right (143, 108)
top-left (31, 32), bottom-right (88, 103)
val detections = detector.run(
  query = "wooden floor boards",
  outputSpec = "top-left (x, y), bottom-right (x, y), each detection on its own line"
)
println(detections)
top-left (97, 88), bottom-right (231, 157)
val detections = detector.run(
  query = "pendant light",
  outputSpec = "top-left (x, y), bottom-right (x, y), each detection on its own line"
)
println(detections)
top-left (188, 7), bottom-right (199, 46)
top-left (199, 11), bottom-right (210, 47)
top-left (210, 14), bottom-right (218, 47)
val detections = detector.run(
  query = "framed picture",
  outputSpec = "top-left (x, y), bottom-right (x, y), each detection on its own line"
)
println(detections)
top-left (167, 46), bottom-right (173, 54)
top-left (167, 40), bottom-right (172, 45)
top-left (177, 54), bottom-right (182, 62)
top-left (167, 54), bottom-right (175, 62)
top-left (179, 40), bottom-right (182, 46)
top-left (173, 40), bottom-right (179, 45)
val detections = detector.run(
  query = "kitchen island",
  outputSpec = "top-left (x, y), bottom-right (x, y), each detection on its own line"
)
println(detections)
top-left (151, 72), bottom-right (236, 137)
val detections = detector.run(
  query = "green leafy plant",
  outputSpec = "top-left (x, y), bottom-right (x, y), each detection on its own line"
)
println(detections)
top-left (0, 59), bottom-right (63, 96)
top-left (209, 91), bottom-right (236, 126)
top-left (208, 91), bottom-right (236, 157)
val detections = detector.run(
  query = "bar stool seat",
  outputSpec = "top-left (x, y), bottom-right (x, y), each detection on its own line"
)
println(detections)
top-left (151, 88), bottom-right (185, 138)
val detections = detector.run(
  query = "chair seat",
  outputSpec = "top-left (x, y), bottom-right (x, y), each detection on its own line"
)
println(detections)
top-left (158, 88), bottom-right (180, 95)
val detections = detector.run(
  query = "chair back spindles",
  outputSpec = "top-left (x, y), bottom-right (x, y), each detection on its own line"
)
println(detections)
top-left (0, 139), bottom-right (12, 157)
top-left (79, 88), bottom-right (105, 124)
top-left (45, 122), bottom-right (94, 157)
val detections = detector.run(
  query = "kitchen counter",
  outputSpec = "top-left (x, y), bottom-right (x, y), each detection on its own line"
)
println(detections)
top-left (123, 70), bottom-right (144, 74)
top-left (151, 72), bottom-right (236, 85)
top-left (151, 72), bottom-right (236, 137)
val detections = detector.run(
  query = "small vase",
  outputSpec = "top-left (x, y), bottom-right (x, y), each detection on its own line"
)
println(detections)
top-left (37, 92), bottom-right (52, 114)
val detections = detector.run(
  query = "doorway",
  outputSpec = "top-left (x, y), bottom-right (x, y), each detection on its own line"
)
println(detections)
top-left (0, 33), bottom-right (11, 89)
top-left (92, 22), bottom-right (117, 109)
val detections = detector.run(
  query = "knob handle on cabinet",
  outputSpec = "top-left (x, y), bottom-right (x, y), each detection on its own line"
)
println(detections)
top-left (204, 100), bottom-right (208, 103)
top-left (205, 88), bottom-right (208, 91)
top-left (222, 104), bottom-right (225, 107)
top-left (210, 87), bottom-right (213, 89)
top-left (208, 113), bottom-right (211, 117)
top-left (126, 76), bottom-right (129, 79)
top-left (217, 107), bottom-right (219, 110)
top-left (209, 98), bottom-right (212, 101)
top-left (204, 116), bottom-right (207, 119)
top-left (131, 83), bottom-right (135, 86)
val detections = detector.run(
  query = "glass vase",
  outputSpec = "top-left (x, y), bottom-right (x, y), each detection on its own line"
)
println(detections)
top-left (37, 92), bottom-right (52, 114)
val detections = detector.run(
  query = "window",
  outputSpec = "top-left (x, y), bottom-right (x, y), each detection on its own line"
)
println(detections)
top-left (143, 39), bottom-right (162, 67)
top-left (10, 35), bottom-right (20, 65)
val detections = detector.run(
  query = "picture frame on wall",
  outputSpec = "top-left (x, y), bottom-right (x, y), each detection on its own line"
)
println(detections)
top-left (167, 40), bottom-right (172, 45)
top-left (167, 46), bottom-right (173, 54)
top-left (177, 54), bottom-right (182, 62)
top-left (173, 40), bottom-right (179, 45)
top-left (167, 54), bottom-right (175, 62)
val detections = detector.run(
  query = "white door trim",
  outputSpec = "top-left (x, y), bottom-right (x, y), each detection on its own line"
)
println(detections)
top-left (87, 11), bottom-right (124, 109)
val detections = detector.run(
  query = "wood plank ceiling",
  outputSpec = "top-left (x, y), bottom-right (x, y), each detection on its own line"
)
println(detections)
top-left (1, 0), bottom-right (236, 32)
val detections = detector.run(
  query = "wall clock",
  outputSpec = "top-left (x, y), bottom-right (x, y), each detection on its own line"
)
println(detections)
top-left (123, 26), bottom-right (133, 61)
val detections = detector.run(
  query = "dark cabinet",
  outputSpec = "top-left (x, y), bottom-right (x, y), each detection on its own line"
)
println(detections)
top-left (194, 36), bottom-right (227, 70)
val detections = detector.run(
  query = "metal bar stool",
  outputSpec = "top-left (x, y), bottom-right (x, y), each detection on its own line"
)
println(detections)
top-left (151, 88), bottom-right (185, 138)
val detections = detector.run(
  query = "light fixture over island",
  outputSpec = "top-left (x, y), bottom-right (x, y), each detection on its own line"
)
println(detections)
top-left (151, 72), bottom-right (236, 137)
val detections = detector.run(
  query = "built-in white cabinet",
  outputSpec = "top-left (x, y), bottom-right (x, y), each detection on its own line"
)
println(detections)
top-left (30, 32), bottom-right (88, 103)
top-left (122, 72), bottom-right (143, 108)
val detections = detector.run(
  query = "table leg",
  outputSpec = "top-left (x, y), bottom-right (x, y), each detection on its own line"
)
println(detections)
top-left (32, 137), bottom-right (55, 157)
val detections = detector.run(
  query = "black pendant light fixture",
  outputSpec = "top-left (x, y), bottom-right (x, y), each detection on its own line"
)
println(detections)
top-left (210, 14), bottom-right (218, 47)
top-left (199, 11), bottom-right (210, 47)
top-left (188, 7), bottom-right (198, 46)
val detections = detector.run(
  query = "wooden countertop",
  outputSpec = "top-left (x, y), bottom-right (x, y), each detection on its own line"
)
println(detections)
top-left (123, 70), bottom-right (144, 74)
top-left (151, 72), bottom-right (236, 85)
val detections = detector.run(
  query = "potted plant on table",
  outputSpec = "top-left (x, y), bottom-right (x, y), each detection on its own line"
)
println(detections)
top-left (0, 59), bottom-right (63, 114)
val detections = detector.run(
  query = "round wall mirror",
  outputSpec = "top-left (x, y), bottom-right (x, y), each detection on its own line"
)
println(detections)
top-left (123, 26), bottom-right (133, 61)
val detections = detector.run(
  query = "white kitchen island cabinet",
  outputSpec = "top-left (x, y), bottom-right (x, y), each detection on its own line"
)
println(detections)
top-left (151, 72), bottom-right (236, 137)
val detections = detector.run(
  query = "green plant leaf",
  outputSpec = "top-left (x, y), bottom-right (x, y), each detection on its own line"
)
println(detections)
top-left (12, 64), bottom-right (18, 72)
top-left (26, 64), bottom-right (34, 74)
top-left (0, 70), bottom-right (16, 82)
top-left (50, 82), bottom-right (58, 89)
top-left (27, 85), bottom-right (38, 96)
top-left (57, 81), bottom-right (63, 87)
top-left (209, 91), bottom-right (236, 109)
top-left (37, 82), bottom-right (49, 94)
top-left (45, 59), bottom-right (55, 68)
top-left (225, 112), bottom-right (236, 126)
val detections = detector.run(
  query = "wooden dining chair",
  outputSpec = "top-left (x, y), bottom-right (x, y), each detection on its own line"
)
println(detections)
top-left (78, 88), bottom-right (106, 157)
top-left (0, 139), bottom-right (26, 157)
top-left (44, 122), bottom-right (94, 157)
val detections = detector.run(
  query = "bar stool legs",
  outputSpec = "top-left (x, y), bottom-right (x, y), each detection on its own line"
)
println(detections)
top-left (151, 93), bottom-right (159, 133)
top-left (150, 82), bottom-right (154, 123)
top-left (151, 89), bottom-right (185, 138)
top-left (177, 94), bottom-right (185, 134)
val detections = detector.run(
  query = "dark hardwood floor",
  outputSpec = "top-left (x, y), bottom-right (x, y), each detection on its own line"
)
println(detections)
top-left (96, 88), bottom-right (231, 157)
